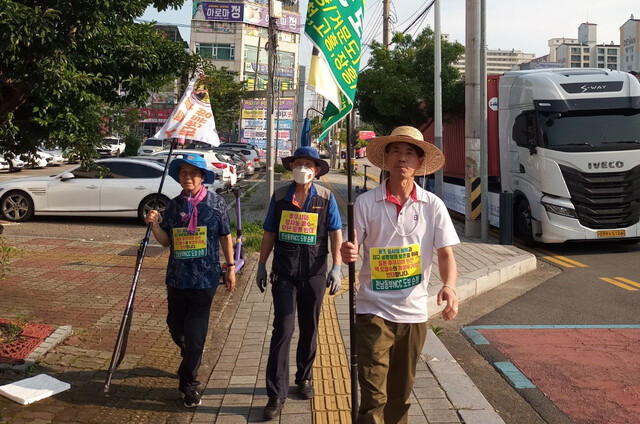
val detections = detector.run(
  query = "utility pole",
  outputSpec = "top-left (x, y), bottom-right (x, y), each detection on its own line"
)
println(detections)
top-left (266, 1), bottom-right (282, 203)
top-left (480, 0), bottom-right (489, 242)
top-left (434, 0), bottom-right (443, 199)
top-left (295, 65), bottom-right (306, 152)
top-left (383, 0), bottom-right (391, 48)
top-left (465, 0), bottom-right (481, 238)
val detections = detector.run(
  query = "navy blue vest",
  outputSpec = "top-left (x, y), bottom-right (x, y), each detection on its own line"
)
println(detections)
top-left (272, 184), bottom-right (332, 279)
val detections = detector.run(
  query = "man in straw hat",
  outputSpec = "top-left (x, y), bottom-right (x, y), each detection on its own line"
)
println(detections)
top-left (341, 126), bottom-right (459, 424)
top-left (256, 146), bottom-right (343, 420)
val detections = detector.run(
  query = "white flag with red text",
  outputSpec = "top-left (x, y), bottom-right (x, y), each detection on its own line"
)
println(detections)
top-left (154, 72), bottom-right (220, 146)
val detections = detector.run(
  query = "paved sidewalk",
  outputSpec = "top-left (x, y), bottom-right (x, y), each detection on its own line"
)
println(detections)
top-left (0, 167), bottom-right (536, 423)
top-left (193, 169), bottom-right (536, 423)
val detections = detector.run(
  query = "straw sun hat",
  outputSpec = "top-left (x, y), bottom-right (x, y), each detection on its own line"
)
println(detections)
top-left (366, 126), bottom-right (445, 176)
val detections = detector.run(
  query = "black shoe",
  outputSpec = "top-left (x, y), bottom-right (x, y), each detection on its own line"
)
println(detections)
top-left (183, 389), bottom-right (202, 408)
top-left (297, 379), bottom-right (315, 399)
top-left (263, 396), bottom-right (284, 420)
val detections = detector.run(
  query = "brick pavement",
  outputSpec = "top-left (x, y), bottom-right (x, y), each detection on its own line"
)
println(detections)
top-left (0, 166), bottom-right (533, 424)
top-left (0, 236), bottom-right (248, 424)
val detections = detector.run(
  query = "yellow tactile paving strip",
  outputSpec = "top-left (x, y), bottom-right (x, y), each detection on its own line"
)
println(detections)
top-left (314, 290), bottom-right (353, 422)
top-left (315, 174), bottom-right (359, 422)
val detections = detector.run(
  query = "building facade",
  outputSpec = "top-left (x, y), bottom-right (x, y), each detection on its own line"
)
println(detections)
top-left (453, 49), bottom-right (536, 74)
top-left (190, 0), bottom-right (301, 156)
top-left (620, 16), bottom-right (640, 73)
top-left (553, 23), bottom-right (620, 70)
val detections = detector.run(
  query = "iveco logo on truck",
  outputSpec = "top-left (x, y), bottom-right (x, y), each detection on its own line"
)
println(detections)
top-left (587, 161), bottom-right (624, 170)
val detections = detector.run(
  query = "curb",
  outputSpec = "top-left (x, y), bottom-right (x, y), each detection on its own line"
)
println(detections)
top-left (427, 253), bottom-right (537, 316)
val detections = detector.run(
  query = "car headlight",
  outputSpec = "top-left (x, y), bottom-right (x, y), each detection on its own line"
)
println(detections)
top-left (542, 201), bottom-right (577, 218)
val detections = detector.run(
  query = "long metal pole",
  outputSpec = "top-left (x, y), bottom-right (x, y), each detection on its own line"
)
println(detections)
top-left (105, 140), bottom-right (176, 393)
top-left (346, 110), bottom-right (358, 422)
top-left (464, 0), bottom-right (481, 238)
top-left (480, 0), bottom-right (489, 241)
top-left (434, 0), bottom-right (443, 198)
top-left (266, 11), bottom-right (276, 203)
top-left (382, 0), bottom-right (390, 48)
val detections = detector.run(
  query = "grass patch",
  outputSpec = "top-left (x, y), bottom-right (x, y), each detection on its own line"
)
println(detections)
top-left (230, 220), bottom-right (264, 254)
top-left (430, 325), bottom-right (444, 337)
top-left (274, 163), bottom-right (292, 180)
top-left (0, 321), bottom-right (25, 345)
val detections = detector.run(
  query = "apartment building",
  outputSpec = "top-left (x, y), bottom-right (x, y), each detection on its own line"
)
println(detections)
top-left (453, 48), bottom-right (536, 74)
top-left (554, 23), bottom-right (620, 69)
top-left (191, 0), bottom-right (301, 155)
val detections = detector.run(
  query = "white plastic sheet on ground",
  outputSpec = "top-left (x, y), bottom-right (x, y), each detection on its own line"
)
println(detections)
top-left (0, 374), bottom-right (70, 405)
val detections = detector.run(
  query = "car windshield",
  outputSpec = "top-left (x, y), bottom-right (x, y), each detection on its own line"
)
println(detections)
top-left (144, 139), bottom-right (163, 147)
top-left (539, 108), bottom-right (640, 151)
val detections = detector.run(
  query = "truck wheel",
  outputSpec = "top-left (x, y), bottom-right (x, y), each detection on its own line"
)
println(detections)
top-left (516, 198), bottom-right (535, 246)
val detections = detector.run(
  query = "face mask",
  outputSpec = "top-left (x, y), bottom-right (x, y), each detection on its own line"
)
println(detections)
top-left (292, 166), bottom-right (314, 184)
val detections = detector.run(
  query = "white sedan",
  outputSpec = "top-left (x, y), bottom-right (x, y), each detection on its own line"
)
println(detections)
top-left (151, 149), bottom-right (238, 188)
top-left (0, 158), bottom-right (186, 223)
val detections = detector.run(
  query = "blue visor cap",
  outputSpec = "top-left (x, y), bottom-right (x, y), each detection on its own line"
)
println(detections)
top-left (168, 154), bottom-right (216, 184)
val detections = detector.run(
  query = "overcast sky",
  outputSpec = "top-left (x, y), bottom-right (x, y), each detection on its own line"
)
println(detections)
top-left (143, 0), bottom-right (638, 66)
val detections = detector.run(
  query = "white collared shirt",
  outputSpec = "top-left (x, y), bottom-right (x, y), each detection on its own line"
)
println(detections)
top-left (353, 179), bottom-right (460, 323)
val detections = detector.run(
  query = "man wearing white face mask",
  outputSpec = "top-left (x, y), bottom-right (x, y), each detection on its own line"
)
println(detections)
top-left (257, 146), bottom-right (343, 420)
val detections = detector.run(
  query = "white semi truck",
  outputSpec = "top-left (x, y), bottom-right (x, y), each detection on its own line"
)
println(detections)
top-left (498, 68), bottom-right (640, 243)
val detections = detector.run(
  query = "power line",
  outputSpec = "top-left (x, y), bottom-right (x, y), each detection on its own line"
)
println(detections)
top-left (401, 0), bottom-right (435, 35)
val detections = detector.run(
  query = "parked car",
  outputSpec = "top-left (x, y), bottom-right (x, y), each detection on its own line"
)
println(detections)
top-left (215, 149), bottom-right (247, 180)
top-left (151, 149), bottom-right (238, 188)
top-left (38, 147), bottom-right (64, 166)
top-left (0, 157), bottom-right (9, 172)
top-left (0, 155), bottom-right (24, 172)
top-left (137, 138), bottom-right (171, 156)
top-left (20, 152), bottom-right (50, 168)
top-left (226, 146), bottom-right (262, 170)
top-left (97, 137), bottom-right (125, 157)
top-left (0, 158), bottom-right (184, 223)
top-left (128, 155), bottom-right (226, 193)
top-left (39, 146), bottom-right (67, 163)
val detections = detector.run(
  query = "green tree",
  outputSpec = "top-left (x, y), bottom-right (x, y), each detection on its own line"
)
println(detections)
top-left (0, 0), bottom-right (189, 160)
top-left (356, 28), bottom-right (465, 135)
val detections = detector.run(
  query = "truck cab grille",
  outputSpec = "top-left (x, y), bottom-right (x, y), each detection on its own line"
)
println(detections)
top-left (560, 165), bottom-right (640, 229)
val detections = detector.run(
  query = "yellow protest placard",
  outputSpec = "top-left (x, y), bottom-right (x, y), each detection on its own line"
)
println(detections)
top-left (370, 244), bottom-right (422, 290)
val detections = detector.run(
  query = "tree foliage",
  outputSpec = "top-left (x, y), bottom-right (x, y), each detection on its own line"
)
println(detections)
top-left (356, 28), bottom-right (465, 135)
top-left (0, 0), bottom-right (190, 159)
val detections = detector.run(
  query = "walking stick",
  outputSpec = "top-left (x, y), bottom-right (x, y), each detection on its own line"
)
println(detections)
top-left (104, 140), bottom-right (177, 394)
top-left (346, 111), bottom-right (358, 421)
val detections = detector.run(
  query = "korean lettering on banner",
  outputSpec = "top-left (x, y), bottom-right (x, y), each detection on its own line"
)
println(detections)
top-left (306, 0), bottom-right (364, 100)
top-left (203, 2), bottom-right (244, 22)
top-left (176, 106), bottom-right (213, 139)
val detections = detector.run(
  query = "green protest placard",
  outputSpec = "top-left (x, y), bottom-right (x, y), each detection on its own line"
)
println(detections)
top-left (305, 0), bottom-right (365, 140)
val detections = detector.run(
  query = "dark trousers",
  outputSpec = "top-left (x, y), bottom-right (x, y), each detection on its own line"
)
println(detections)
top-left (266, 274), bottom-right (326, 401)
top-left (166, 286), bottom-right (216, 393)
top-left (355, 314), bottom-right (428, 424)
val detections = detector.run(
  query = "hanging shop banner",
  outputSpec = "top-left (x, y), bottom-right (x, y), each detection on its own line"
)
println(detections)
top-left (195, 1), bottom-right (300, 34)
